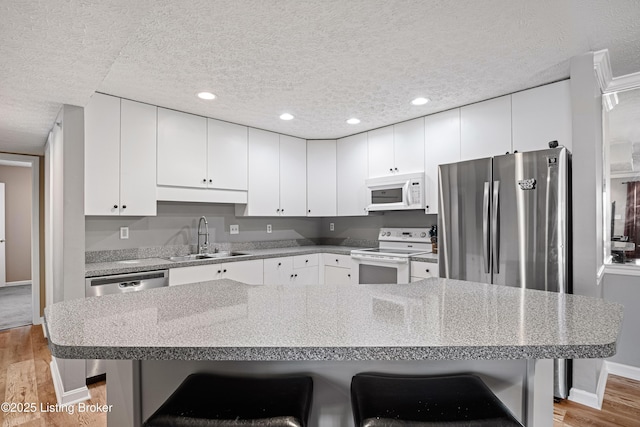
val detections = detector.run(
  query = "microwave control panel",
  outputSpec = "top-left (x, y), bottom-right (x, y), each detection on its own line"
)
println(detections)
top-left (410, 180), bottom-right (423, 204)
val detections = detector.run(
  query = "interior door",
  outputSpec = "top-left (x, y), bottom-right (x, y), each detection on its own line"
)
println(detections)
top-left (0, 183), bottom-right (5, 286)
top-left (438, 158), bottom-right (492, 283)
top-left (492, 148), bottom-right (569, 292)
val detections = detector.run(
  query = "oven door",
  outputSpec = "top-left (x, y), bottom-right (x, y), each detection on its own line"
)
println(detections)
top-left (351, 254), bottom-right (410, 284)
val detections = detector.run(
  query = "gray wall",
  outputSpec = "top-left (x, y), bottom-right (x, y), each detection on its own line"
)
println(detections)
top-left (603, 273), bottom-right (640, 368)
top-left (0, 165), bottom-right (32, 282)
top-left (86, 202), bottom-right (323, 251)
top-left (570, 52), bottom-right (605, 394)
top-left (320, 211), bottom-right (437, 241)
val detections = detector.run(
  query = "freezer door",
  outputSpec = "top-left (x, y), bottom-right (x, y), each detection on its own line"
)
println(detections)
top-left (438, 158), bottom-right (493, 283)
top-left (491, 148), bottom-right (569, 292)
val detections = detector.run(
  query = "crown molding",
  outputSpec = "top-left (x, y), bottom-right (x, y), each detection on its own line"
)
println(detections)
top-left (594, 49), bottom-right (640, 93)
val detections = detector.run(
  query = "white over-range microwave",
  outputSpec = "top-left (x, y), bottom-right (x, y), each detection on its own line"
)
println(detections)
top-left (365, 172), bottom-right (425, 211)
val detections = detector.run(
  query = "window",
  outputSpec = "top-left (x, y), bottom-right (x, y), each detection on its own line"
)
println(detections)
top-left (604, 86), bottom-right (640, 265)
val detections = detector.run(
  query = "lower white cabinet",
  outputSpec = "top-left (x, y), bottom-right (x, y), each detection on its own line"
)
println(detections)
top-left (263, 254), bottom-right (319, 285)
top-left (410, 261), bottom-right (439, 282)
top-left (322, 254), bottom-right (353, 285)
top-left (169, 259), bottom-right (264, 286)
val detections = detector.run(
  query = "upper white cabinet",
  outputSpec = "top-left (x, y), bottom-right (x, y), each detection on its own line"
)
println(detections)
top-left (207, 118), bottom-right (248, 190)
top-left (85, 93), bottom-right (157, 216)
top-left (512, 80), bottom-right (572, 153)
top-left (279, 135), bottom-right (307, 216)
top-left (307, 140), bottom-right (337, 217)
top-left (367, 126), bottom-right (395, 177)
top-left (157, 108), bottom-right (208, 188)
top-left (424, 109), bottom-right (461, 214)
top-left (242, 129), bottom-right (306, 216)
top-left (337, 133), bottom-right (369, 216)
top-left (460, 95), bottom-right (512, 161)
top-left (367, 119), bottom-right (424, 178)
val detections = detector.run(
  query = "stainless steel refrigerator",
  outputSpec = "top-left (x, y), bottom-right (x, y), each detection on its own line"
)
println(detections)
top-left (438, 146), bottom-right (571, 398)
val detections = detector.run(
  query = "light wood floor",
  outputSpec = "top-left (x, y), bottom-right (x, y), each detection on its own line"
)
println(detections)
top-left (1, 325), bottom-right (639, 426)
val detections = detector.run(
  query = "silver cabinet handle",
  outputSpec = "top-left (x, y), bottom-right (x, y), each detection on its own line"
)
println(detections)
top-left (0, 239), bottom-right (5, 243)
top-left (483, 182), bottom-right (490, 274)
top-left (492, 181), bottom-right (500, 274)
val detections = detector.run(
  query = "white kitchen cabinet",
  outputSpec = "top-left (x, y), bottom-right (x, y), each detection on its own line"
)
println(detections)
top-left (368, 119), bottom-right (425, 178)
top-left (157, 108), bottom-right (208, 188)
top-left (393, 118), bottom-right (425, 175)
top-left (207, 118), bottom-right (248, 190)
top-left (307, 140), bottom-right (337, 217)
top-left (279, 135), bottom-right (307, 216)
top-left (424, 109), bottom-right (461, 214)
top-left (410, 261), bottom-right (439, 282)
top-left (367, 126), bottom-right (395, 178)
top-left (246, 128), bottom-right (280, 216)
top-left (169, 259), bottom-right (263, 286)
top-left (460, 95), bottom-right (512, 161)
top-left (293, 254), bottom-right (319, 285)
top-left (263, 257), bottom-right (292, 284)
top-left (337, 133), bottom-right (369, 216)
top-left (324, 266), bottom-right (352, 285)
top-left (85, 94), bottom-right (157, 216)
top-left (512, 80), bottom-right (572, 153)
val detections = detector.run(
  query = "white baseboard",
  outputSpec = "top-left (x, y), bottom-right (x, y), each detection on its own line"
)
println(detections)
top-left (568, 387), bottom-right (601, 409)
top-left (4, 280), bottom-right (31, 287)
top-left (605, 361), bottom-right (640, 381)
top-left (41, 322), bottom-right (47, 338)
top-left (50, 358), bottom-right (91, 406)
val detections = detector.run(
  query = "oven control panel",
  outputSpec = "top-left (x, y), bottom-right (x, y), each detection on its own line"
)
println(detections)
top-left (378, 228), bottom-right (431, 243)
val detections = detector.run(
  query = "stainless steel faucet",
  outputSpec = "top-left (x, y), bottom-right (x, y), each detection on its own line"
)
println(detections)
top-left (197, 216), bottom-right (210, 254)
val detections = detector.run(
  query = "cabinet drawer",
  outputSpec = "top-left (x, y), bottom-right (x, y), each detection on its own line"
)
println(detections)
top-left (293, 253), bottom-right (319, 269)
top-left (169, 264), bottom-right (218, 286)
top-left (322, 253), bottom-right (352, 269)
top-left (410, 261), bottom-right (439, 279)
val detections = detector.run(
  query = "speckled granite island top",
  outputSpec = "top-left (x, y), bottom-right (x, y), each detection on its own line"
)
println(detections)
top-left (45, 278), bottom-right (622, 362)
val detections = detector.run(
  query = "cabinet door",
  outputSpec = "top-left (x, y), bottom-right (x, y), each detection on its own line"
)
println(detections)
top-left (460, 95), bottom-right (511, 161)
top-left (207, 118), bottom-right (248, 190)
top-left (85, 93), bottom-right (121, 216)
top-left (337, 133), bottom-right (369, 216)
top-left (324, 266), bottom-right (352, 285)
top-left (307, 140), bottom-right (337, 217)
top-left (394, 118), bottom-right (425, 174)
top-left (294, 266), bottom-right (319, 285)
top-left (157, 108), bottom-right (207, 188)
top-left (120, 99), bottom-right (157, 216)
top-left (263, 257), bottom-right (293, 285)
top-left (169, 264), bottom-right (218, 286)
top-left (512, 80), bottom-right (572, 153)
top-left (247, 128), bottom-right (280, 216)
top-left (424, 109), bottom-right (461, 213)
top-left (223, 259), bottom-right (264, 285)
top-left (410, 261), bottom-right (439, 279)
top-left (367, 126), bottom-right (394, 178)
top-left (279, 135), bottom-right (307, 216)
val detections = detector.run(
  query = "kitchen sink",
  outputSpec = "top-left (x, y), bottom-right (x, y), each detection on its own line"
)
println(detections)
top-left (165, 252), bottom-right (249, 262)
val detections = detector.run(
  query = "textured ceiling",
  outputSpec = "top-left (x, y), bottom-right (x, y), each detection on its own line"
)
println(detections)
top-left (2, 0), bottom-right (640, 154)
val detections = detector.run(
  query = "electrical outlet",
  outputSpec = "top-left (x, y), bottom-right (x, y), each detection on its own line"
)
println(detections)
top-left (120, 227), bottom-right (129, 239)
top-left (267, 224), bottom-right (272, 233)
top-left (330, 223), bottom-right (334, 231)
top-left (230, 225), bottom-right (239, 235)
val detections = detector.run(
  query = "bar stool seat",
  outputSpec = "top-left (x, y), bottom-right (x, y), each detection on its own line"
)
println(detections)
top-left (144, 372), bottom-right (313, 427)
top-left (351, 373), bottom-right (523, 427)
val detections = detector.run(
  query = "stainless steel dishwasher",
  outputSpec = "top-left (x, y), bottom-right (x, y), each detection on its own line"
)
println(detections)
top-left (85, 270), bottom-right (169, 380)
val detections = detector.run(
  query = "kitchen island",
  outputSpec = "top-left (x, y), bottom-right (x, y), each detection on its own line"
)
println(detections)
top-left (45, 278), bottom-right (623, 427)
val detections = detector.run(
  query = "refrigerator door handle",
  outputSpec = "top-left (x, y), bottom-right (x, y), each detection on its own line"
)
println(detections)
top-left (483, 182), bottom-right (490, 274)
top-left (492, 180), bottom-right (500, 274)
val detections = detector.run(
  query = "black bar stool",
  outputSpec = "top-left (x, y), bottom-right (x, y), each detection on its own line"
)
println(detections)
top-left (351, 373), bottom-right (523, 426)
top-left (144, 372), bottom-right (313, 427)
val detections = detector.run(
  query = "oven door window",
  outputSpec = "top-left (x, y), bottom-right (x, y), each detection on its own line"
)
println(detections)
top-left (358, 264), bottom-right (398, 284)
top-left (370, 187), bottom-right (403, 204)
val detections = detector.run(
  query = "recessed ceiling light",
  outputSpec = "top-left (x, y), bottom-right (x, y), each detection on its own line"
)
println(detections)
top-left (346, 118), bottom-right (360, 125)
top-left (411, 97), bottom-right (430, 106)
top-left (197, 92), bottom-right (216, 100)
top-left (280, 113), bottom-right (294, 121)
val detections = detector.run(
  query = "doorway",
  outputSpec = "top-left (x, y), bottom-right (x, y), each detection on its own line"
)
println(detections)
top-left (0, 154), bottom-right (40, 330)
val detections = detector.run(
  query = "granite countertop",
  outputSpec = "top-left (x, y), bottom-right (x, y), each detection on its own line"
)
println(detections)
top-left (85, 245), bottom-right (365, 277)
top-left (45, 278), bottom-right (623, 361)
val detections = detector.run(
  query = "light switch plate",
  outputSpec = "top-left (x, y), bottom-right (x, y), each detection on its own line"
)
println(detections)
top-left (330, 223), bottom-right (335, 231)
top-left (267, 224), bottom-right (272, 233)
top-left (120, 227), bottom-right (129, 239)
top-left (230, 225), bottom-right (239, 234)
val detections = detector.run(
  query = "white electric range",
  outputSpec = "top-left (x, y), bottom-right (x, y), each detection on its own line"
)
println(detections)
top-left (351, 228), bottom-right (432, 284)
